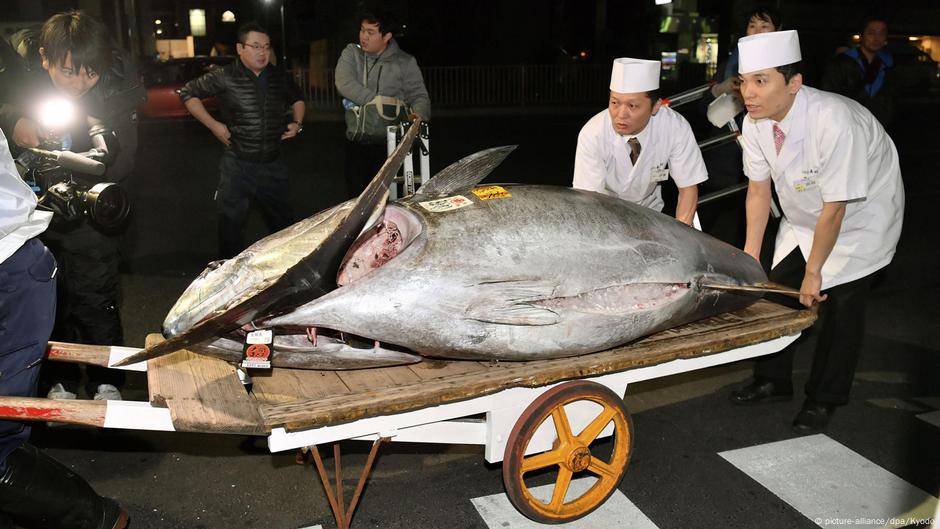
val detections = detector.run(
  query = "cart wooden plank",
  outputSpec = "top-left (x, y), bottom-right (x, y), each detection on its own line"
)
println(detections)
top-left (407, 359), bottom-right (490, 381)
top-left (250, 370), bottom-right (351, 404)
top-left (146, 335), bottom-right (266, 435)
top-left (337, 366), bottom-right (421, 393)
top-left (260, 300), bottom-right (816, 432)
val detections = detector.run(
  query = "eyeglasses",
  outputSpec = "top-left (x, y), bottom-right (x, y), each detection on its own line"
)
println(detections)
top-left (242, 43), bottom-right (272, 51)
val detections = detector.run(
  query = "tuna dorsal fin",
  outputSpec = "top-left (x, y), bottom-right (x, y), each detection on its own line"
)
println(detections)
top-left (415, 145), bottom-right (517, 197)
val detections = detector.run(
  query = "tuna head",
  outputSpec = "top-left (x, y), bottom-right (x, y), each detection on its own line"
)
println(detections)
top-left (162, 200), bottom-right (356, 337)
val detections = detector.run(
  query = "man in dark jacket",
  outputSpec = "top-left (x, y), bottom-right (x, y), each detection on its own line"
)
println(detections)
top-left (180, 21), bottom-right (305, 259)
top-left (822, 16), bottom-right (895, 126)
top-left (0, 11), bottom-right (145, 401)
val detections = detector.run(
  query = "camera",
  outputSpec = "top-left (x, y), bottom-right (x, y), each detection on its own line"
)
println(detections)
top-left (16, 97), bottom-right (130, 228)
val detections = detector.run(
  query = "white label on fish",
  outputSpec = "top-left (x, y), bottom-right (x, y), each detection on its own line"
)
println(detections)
top-left (418, 195), bottom-right (473, 213)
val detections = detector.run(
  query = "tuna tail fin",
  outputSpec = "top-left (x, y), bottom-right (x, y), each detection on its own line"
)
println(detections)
top-left (415, 145), bottom-right (517, 197)
top-left (113, 120), bottom-right (423, 367)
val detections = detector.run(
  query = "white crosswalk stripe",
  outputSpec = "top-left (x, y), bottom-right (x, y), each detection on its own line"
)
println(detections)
top-left (471, 477), bottom-right (660, 529)
top-left (471, 434), bottom-right (939, 528)
top-left (719, 434), bottom-right (937, 529)
top-left (916, 410), bottom-right (940, 429)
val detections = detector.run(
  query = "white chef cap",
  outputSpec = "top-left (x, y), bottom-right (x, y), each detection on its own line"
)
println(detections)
top-left (609, 58), bottom-right (660, 93)
top-left (738, 30), bottom-right (802, 75)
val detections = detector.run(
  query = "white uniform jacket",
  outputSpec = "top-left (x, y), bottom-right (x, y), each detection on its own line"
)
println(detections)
top-left (741, 86), bottom-right (904, 289)
top-left (0, 130), bottom-right (52, 264)
top-left (573, 105), bottom-right (708, 211)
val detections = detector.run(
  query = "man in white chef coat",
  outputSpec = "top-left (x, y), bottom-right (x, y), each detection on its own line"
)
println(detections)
top-left (728, 30), bottom-right (905, 433)
top-left (573, 58), bottom-right (707, 225)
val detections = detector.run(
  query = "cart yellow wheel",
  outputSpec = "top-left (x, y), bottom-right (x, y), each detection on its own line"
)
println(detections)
top-left (502, 380), bottom-right (633, 524)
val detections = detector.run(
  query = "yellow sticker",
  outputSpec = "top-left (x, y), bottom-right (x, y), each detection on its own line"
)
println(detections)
top-left (472, 185), bottom-right (512, 200)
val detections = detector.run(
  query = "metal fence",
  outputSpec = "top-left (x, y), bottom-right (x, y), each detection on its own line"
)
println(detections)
top-left (292, 64), bottom-right (611, 111)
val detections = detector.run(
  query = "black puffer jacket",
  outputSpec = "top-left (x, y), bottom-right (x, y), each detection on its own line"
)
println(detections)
top-left (180, 59), bottom-right (302, 163)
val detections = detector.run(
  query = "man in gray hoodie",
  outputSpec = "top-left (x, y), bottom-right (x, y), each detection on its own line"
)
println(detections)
top-left (335, 10), bottom-right (431, 198)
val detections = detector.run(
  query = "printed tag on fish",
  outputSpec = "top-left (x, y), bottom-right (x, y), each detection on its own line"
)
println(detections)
top-left (472, 185), bottom-right (512, 200)
top-left (418, 195), bottom-right (473, 213)
top-left (242, 329), bottom-right (273, 369)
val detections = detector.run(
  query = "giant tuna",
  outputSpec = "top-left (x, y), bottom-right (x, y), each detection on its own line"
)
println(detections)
top-left (116, 139), bottom-right (769, 370)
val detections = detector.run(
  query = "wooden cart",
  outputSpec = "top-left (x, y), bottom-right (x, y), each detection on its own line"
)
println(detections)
top-left (0, 300), bottom-right (814, 527)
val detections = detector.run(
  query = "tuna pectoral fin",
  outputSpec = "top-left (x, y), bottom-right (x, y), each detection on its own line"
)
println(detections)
top-left (465, 304), bottom-right (560, 326)
top-left (113, 120), bottom-right (424, 367)
top-left (464, 280), bottom-right (560, 325)
top-left (698, 280), bottom-right (799, 298)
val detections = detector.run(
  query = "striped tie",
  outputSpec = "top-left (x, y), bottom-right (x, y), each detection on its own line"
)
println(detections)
top-left (628, 137), bottom-right (641, 165)
top-left (773, 124), bottom-right (785, 155)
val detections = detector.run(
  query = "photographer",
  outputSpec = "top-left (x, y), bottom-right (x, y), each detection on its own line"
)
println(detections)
top-left (0, 129), bottom-right (129, 529)
top-left (0, 11), bottom-right (145, 401)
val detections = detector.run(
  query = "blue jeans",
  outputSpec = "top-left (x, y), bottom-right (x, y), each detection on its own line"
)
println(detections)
top-left (216, 154), bottom-right (294, 259)
top-left (0, 239), bottom-right (56, 473)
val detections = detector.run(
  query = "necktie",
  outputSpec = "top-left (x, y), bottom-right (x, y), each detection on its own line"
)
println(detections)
top-left (628, 137), bottom-right (641, 165)
top-left (773, 123), bottom-right (785, 155)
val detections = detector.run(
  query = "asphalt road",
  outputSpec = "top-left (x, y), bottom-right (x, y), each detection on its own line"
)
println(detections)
top-left (25, 101), bottom-right (940, 529)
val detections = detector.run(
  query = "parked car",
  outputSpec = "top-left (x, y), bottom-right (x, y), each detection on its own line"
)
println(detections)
top-left (139, 56), bottom-right (234, 119)
top-left (885, 43), bottom-right (940, 95)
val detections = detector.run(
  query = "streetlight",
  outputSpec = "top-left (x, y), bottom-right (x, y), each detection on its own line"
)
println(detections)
top-left (263, 0), bottom-right (288, 66)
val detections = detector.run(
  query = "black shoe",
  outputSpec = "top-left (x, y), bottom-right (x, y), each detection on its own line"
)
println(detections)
top-left (729, 379), bottom-right (793, 405)
top-left (0, 443), bottom-right (129, 529)
top-left (792, 399), bottom-right (836, 434)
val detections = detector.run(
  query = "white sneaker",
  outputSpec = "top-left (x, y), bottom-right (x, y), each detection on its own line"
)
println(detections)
top-left (93, 384), bottom-right (123, 401)
top-left (47, 383), bottom-right (77, 400)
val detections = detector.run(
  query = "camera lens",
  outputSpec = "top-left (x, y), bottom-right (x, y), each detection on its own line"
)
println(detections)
top-left (85, 183), bottom-right (130, 228)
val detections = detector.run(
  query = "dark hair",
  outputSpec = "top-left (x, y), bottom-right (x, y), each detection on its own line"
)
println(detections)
top-left (744, 6), bottom-right (782, 31)
top-left (647, 89), bottom-right (661, 103)
top-left (40, 10), bottom-right (111, 76)
top-left (775, 61), bottom-right (802, 83)
top-left (237, 22), bottom-right (269, 44)
top-left (860, 15), bottom-right (888, 35)
top-left (359, 10), bottom-right (398, 36)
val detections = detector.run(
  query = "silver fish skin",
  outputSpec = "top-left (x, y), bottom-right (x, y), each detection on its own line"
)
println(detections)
top-left (262, 185), bottom-right (768, 361)
top-left (161, 200), bottom-right (355, 338)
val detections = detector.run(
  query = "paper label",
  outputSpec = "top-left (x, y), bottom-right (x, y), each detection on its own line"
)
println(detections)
top-left (242, 329), bottom-right (273, 369)
top-left (651, 165), bottom-right (669, 182)
top-left (418, 195), bottom-right (473, 212)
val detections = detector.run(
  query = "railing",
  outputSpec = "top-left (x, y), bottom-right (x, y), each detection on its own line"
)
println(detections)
top-left (292, 64), bottom-right (612, 111)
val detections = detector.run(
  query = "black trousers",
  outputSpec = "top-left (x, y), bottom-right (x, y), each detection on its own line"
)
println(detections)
top-left (41, 221), bottom-right (125, 396)
top-left (0, 239), bottom-right (56, 472)
top-left (344, 140), bottom-right (389, 200)
top-left (754, 249), bottom-right (875, 405)
top-left (216, 153), bottom-right (294, 259)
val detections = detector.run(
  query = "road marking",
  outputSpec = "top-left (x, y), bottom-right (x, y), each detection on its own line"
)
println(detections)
top-left (719, 434), bottom-right (937, 528)
top-left (916, 410), bottom-right (940, 429)
top-left (471, 478), bottom-right (659, 528)
top-left (296, 525), bottom-right (322, 529)
top-left (865, 398), bottom-right (927, 412)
